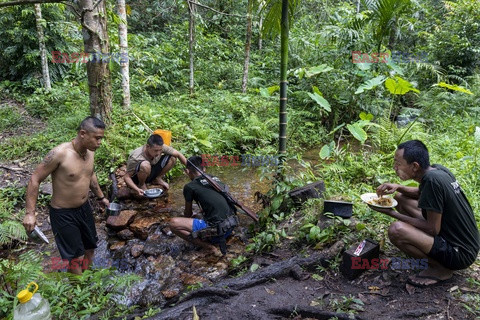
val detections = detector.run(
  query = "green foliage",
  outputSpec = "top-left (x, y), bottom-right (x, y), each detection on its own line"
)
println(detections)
top-left (0, 187), bottom-right (28, 246)
top-left (0, 4), bottom-right (81, 89)
top-left (0, 104), bottom-right (23, 132)
top-left (0, 251), bottom-right (140, 320)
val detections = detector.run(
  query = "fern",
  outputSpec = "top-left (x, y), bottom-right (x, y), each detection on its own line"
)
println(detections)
top-left (0, 220), bottom-right (27, 245)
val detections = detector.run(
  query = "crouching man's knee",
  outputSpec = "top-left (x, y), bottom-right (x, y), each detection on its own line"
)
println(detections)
top-left (388, 221), bottom-right (408, 243)
top-left (139, 161), bottom-right (152, 175)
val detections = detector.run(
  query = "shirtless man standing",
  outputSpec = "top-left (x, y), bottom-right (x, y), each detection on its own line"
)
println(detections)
top-left (22, 116), bottom-right (109, 274)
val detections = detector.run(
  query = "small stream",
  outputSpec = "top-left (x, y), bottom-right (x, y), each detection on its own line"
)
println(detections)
top-left (32, 165), bottom-right (272, 307)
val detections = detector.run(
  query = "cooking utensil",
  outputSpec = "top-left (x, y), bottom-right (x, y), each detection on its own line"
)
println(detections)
top-left (144, 188), bottom-right (164, 199)
top-left (323, 200), bottom-right (353, 218)
top-left (107, 202), bottom-right (123, 216)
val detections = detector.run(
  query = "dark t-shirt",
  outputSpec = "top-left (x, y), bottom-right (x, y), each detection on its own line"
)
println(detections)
top-left (418, 164), bottom-right (480, 261)
top-left (183, 176), bottom-right (234, 226)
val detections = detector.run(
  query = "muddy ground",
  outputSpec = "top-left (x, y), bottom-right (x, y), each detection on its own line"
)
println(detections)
top-left (1, 100), bottom-right (479, 320)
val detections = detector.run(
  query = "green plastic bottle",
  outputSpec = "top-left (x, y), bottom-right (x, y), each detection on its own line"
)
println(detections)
top-left (14, 282), bottom-right (52, 320)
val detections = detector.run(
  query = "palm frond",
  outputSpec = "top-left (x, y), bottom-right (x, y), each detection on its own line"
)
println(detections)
top-left (260, 0), bottom-right (301, 39)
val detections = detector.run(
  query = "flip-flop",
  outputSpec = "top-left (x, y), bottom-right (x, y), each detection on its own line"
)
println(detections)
top-left (407, 274), bottom-right (450, 288)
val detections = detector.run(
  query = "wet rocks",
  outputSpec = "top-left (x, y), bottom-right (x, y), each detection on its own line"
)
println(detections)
top-left (180, 272), bottom-right (208, 286)
top-left (106, 210), bottom-right (137, 230)
top-left (117, 229), bottom-right (134, 240)
top-left (129, 215), bottom-right (167, 239)
top-left (109, 241), bottom-right (126, 251)
top-left (130, 244), bottom-right (144, 258)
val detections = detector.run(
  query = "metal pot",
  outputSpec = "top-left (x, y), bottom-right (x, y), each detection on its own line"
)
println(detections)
top-left (107, 202), bottom-right (122, 216)
top-left (323, 200), bottom-right (353, 218)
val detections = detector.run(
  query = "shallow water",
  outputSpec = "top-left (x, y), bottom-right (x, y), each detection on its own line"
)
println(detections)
top-left (93, 165), bottom-right (272, 306)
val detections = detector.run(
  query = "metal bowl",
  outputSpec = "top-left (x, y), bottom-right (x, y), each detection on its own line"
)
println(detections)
top-left (107, 202), bottom-right (123, 216)
top-left (144, 188), bottom-right (164, 199)
top-left (323, 200), bottom-right (353, 219)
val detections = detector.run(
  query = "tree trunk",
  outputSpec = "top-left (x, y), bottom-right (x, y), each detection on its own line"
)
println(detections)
top-left (79, 0), bottom-right (113, 121)
top-left (187, 0), bottom-right (196, 96)
top-left (241, 0), bottom-right (253, 93)
top-left (278, 0), bottom-right (289, 159)
top-left (34, 3), bottom-right (51, 90)
top-left (117, 0), bottom-right (130, 109)
top-left (258, 15), bottom-right (263, 50)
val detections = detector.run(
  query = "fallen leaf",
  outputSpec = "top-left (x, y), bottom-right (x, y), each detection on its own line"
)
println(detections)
top-left (368, 286), bottom-right (380, 292)
top-left (406, 283), bottom-right (416, 295)
top-left (310, 300), bottom-right (321, 306)
top-left (193, 306), bottom-right (199, 320)
top-left (265, 287), bottom-right (275, 295)
top-left (448, 285), bottom-right (459, 292)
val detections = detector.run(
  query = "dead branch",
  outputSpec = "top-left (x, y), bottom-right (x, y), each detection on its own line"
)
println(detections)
top-left (188, 0), bottom-right (245, 18)
top-left (0, 0), bottom-right (65, 8)
top-left (145, 241), bottom-right (344, 320)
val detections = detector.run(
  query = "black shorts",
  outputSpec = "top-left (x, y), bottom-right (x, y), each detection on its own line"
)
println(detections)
top-left (428, 235), bottom-right (476, 270)
top-left (49, 201), bottom-right (98, 261)
top-left (132, 154), bottom-right (172, 184)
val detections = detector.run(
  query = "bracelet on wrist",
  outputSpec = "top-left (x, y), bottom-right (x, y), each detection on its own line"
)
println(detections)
top-left (97, 196), bottom-right (105, 201)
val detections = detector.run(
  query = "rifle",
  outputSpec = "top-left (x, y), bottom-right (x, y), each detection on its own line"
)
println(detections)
top-left (187, 159), bottom-right (259, 222)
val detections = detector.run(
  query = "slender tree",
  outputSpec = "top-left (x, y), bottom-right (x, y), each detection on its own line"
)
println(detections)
top-left (241, 0), bottom-right (253, 93)
top-left (259, 0), bottom-right (299, 160)
top-left (117, 0), bottom-right (130, 108)
top-left (278, 0), bottom-right (288, 158)
top-left (34, 3), bottom-right (51, 90)
top-left (187, 0), bottom-right (196, 95)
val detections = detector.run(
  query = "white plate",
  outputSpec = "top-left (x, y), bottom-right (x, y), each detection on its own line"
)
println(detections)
top-left (144, 188), bottom-right (164, 199)
top-left (360, 193), bottom-right (397, 208)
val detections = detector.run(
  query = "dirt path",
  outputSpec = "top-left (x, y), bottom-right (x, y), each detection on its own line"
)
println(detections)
top-left (143, 242), bottom-right (479, 320)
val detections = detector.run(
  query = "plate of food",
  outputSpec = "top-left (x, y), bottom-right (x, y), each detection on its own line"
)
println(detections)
top-left (144, 188), bottom-right (164, 199)
top-left (360, 193), bottom-right (397, 208)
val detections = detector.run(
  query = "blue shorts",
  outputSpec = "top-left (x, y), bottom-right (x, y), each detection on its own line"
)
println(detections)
top-left (192, 218), bottom-right (208, 232)
top-left (192, 219), bottom-right (232, 243)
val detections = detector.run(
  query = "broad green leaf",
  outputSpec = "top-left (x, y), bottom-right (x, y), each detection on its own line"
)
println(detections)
top-left (385, 76), bottom-right (420, 95)
top-left (436, 82), bottom-right (473, 95)
top-left (307, 92), bottom-right (331, 112)
top-left (260, 87), bottom-right (270, 98)
top-left (355, 76), bottom-right (386, 94)
top-left (267, 85), bottom-right (280, 95)
top-left (347, 123), bottom-right (367, 143)
top-left (319, 144), bottom-right (331, 159)
top-left (197, 139), bottom-right (212, 148)
top-left (359, 112), bottom-right (374, 121)
top-left (312, 86), bottom-right (322, 95)
top-left (305, 64), bottom-right (333, 77)
top-left (355, 223), bottom-right (366, 231)
top-left (271, 196), bottom-right (282, 211)
top-left (355, 62), bottom-right (371, 71)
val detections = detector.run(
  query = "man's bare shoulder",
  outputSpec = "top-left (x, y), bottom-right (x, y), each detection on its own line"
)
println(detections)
top-left (39, 142), bottom-right (71, 167)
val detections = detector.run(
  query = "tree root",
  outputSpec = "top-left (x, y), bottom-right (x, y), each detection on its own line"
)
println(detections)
top-left (268, 305), bottom-right (367, 320)
top-left (145, 240), bottom-right (344, 320)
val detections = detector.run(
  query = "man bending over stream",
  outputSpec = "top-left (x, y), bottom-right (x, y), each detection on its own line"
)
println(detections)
top-left (169, 156), bottom-right (237, 256)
